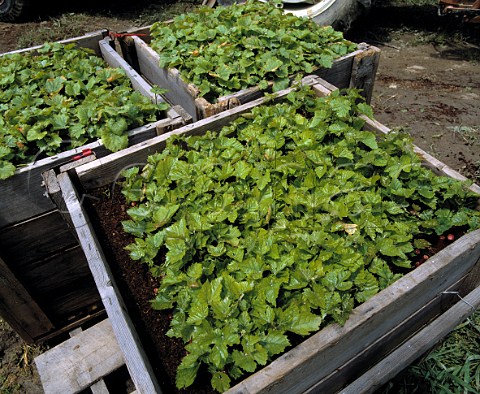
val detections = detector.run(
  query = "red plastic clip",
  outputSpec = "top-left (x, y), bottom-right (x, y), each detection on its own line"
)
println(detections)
top-left (72, 148), bottom-right (93, 161)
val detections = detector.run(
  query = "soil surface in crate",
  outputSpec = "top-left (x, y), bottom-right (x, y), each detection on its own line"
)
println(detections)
top-left (88, 187), bottom-right (215, 394)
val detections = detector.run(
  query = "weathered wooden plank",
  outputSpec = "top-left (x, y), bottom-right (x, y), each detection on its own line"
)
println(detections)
top-left (339, 283), bottom-right (480, 394)
top-left (0, 210), bottom-right (78, 268)
top-left (349, 45), bottom-right (381, 104)
top-left (303, 275), bottom-right (471, 394)
top-left (23, 246), bottom-right (101, 320)
top-left (132, 36), bottom-right (199, 121)
top-left (35, 319), bottom-right (124, 394)
top-left (131, 35), bottom-right (379, 120)
top-left (57, 172), bottom-right (162, 394)
top-left (98, 37), bottom-right (181, 122)
top-left (69, 326), bottom-right (112, 394)
top-left (35, 309), bottom-right (106, 344)
top-left (227, 230), bottom-right (480, 394)
top-left (0, 34), bottom-right (182, 229)
top-left (91, 380), bottom-right (110, 394)
top-left (0, 256), bottom-right (53, 343)
top-left (0, 119), bottom-right (171, 229)
top-left (42, 170), bottom-right (77, 234)
top-left (101, 38), bottom-right (183, 121)
top-left (314, 46), bottom-right (358, 88)
top-left (100, 37), bottom-right (158, 102)
top-left (358, 114), bottom-right (480, 196)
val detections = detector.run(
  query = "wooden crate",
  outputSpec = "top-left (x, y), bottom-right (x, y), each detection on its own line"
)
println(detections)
top-left (118, 30), bottom-right (380, 121)
top-left (47, 76), bottom-right (480, 393)
top-left (0, 31), bottom-right (190, 344)
top-left (35, 318), bottom-right (137, 394)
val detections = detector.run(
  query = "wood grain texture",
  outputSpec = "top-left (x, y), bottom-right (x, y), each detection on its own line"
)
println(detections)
top-left (339, 284), bottom-right (480, 394)
top-left (133, 36), bottom-right (199, 121)
top-left (0, 256), bottom-right (53, 343)
top-left (0, 210), bottom-right (78, 268)
top-left (303, 276), bottom-right (469, 394)
top-left (57, 172), bottom-right (162, 394)
top-left (360, 115), bottom-right (480, 196)
top-left (349, 45), bottom-right (381, 104)
top-left (99, 37), bottom-right (178, 122)
top-left (0, 30), bottom-right (108, 57)
top-left (22, 246), bottom-right (100, 313)
top-left (35, 319), bottom-right (124, 394)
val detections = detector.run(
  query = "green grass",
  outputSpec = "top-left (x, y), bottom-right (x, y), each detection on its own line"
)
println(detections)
top-left (381, 310), bottom-right (480, 393)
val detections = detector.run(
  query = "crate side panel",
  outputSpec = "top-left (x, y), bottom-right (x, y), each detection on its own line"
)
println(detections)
top-left (340, 283), bottom-right (480, 394)
top-left (0, 210), bottom-right (78, 267)
top-left (349, 45), bottom-right (381, 104)
top-left (315, 53), bottom-right (354, 89)
top-left (58, 172), bottom-right (162, 393)
top-left (305, 274), bottom-right (474, 393)
top-left (133, 36), bottom-right (198, 121)
top-left (0, 256), bottom-right (54, 343)
top-left (18, 246), bottom-right (101, 321)
top-left (0, 30), bottom-right (108, 56)
top-left (0, 36), bottom-right (174, 229)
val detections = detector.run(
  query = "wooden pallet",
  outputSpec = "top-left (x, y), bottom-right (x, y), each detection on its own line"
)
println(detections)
top-left (46, 75), bottom-right (480, 393)
top-left (0, 31), bottom-right (188, 344)
top-left (35, 319), bottom-right (137, 394)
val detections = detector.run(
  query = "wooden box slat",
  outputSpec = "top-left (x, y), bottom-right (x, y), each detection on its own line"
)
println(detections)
top-left (35, 319), bottom-right (125, 394)
top-left (0, 37), bottom-right (183, 229)
top-left (53, 76), bottom-right (480, 393)
top-left (23, 246), bottom-right (100, 317)
top-left (0, 32), bottom-right (185, 344)
top-left (0, 211), bottom-right (77, 268)
top-left (0, 256), bottom-right (54, 343)
top-left (339, 283), bottom-right (480, 394)
top-left (2, 29), bottom-right (109, 56)
top-left (56, 172), bottom-right (162, 394)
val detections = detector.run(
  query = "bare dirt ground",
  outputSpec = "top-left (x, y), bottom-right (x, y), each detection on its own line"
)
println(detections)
top-left (347, 5), bottom-right (480, 184)
top-left (0, 1), bottom-right (479, 393)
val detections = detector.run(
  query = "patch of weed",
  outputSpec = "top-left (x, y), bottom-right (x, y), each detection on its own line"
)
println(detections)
top-left (380, 310), bottom-right (480, 393)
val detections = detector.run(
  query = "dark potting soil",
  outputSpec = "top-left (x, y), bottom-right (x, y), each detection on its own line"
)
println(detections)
top-left (88, 185), bottom-right (215, 394)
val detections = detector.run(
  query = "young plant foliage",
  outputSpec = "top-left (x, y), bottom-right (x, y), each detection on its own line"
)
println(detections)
top-left (149, 0), bottom-right (357, 103)
top-left (121, 86), bottom-right (480, 392)
top-left (0, 42), bottom-right (168, 180)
